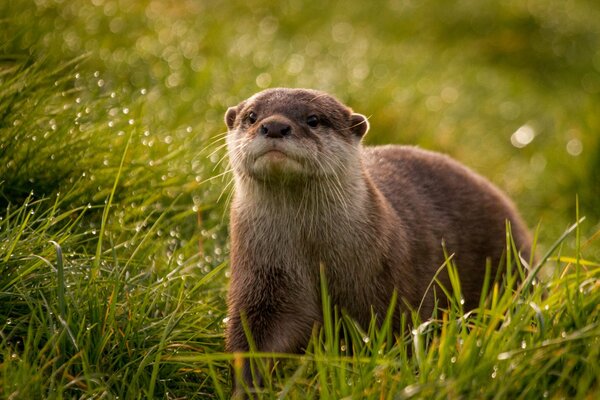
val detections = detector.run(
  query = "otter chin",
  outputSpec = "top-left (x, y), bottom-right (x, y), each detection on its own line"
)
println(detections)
top-left (223, 87), bottom-right (532, 395)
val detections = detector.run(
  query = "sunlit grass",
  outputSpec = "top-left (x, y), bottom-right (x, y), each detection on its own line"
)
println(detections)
top-left (1, 0), bottom-right (599, 398)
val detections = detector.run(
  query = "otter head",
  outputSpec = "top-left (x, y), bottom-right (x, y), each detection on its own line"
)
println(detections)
top-left (224, 88), bottom-right (369, 185)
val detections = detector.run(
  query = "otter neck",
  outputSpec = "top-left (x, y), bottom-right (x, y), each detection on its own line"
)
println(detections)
top-left (233, 165), bottom-right (379, 240)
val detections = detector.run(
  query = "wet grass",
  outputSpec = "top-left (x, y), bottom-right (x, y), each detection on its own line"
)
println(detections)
top-left (1, 0), bottom-right (600, 398)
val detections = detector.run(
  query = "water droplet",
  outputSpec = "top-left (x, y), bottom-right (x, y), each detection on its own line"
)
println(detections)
top-left (97, 79), bottom-right (105, 87)
top-left (140, 88), bottom-right (147, 95)
top-left (510, 124), bottom-right (536, 148)
top-left (521, 340), bottom-right (527, 349)
top-left (122, 107), bottom-right (129, 114)
top-left (566, 138), bottom-right (583, 156)
top-left (450, 356), bottom-right (457, 363)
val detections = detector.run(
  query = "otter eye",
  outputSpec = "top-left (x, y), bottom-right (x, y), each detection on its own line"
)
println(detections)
top-left (306, 115), bottom-right (319, 128)
top-left (247, 111), bottom-right (257, 124)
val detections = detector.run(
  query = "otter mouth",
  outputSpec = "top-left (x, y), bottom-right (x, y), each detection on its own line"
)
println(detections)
top-left (250, 146), bottom-right (306, 179)
top-left (256, 149), bottom-right (294, 164)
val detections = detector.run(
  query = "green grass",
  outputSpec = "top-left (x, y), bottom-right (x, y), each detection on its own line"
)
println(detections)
top-left (1, 0), bottom-right (599, 398)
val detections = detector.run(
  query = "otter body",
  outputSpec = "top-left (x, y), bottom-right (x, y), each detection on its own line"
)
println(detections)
top-left (224, 88), bottom-right (531, 390)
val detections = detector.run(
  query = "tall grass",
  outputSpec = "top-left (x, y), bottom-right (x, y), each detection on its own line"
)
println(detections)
top-left (1, 0), bottom-right (599, 398)
top-left (210, 221), bottom-right (599, 399)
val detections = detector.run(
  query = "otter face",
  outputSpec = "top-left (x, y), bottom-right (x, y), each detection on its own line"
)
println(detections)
top-left (225, 88), bottom-right (369, 184)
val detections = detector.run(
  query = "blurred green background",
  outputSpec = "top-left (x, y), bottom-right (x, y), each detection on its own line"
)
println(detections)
top-left (2, 0), bottom-right (599, 251)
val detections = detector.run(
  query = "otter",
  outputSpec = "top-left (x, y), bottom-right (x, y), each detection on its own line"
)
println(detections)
top-left (223, 88), bottom-right (531, 392)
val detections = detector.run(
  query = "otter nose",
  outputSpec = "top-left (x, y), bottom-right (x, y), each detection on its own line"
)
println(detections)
top-left (259, 121), bottom-right (291, 138)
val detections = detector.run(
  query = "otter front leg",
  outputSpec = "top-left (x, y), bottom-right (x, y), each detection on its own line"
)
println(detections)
top-left (226, 299), bottom-right (319, 397)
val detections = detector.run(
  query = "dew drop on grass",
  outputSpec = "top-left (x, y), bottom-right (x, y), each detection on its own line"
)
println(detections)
top-left (450, 356), bottom-right (457, 363)
top-left (521, 340), bottom-right (527, 349)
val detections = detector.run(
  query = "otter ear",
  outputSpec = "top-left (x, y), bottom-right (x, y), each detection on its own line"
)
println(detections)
top-left (225, 107), bottom-right (237, 130)
top-left (350, 113), bottom-right (369, 138)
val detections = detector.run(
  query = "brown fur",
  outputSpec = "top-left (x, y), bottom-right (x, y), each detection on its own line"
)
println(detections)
top-left (223, 88), bottom-right (531, 392)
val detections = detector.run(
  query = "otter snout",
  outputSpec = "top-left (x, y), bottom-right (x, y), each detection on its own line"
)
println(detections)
top-left (259, 118), bottom-right (292, 139)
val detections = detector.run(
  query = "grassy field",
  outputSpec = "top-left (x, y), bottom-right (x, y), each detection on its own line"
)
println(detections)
top-left (1, 0), bottom-right (599, 398)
